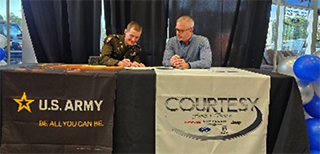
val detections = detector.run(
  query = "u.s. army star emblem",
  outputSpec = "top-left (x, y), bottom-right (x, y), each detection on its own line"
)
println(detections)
top-left (13, 92), bottom-right (34, 113)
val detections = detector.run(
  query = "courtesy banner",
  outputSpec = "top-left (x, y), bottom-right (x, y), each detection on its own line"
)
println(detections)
top-left (1, 68), bottom-right (117, 153)
top-left (155, 67), bottom-right (270, 154)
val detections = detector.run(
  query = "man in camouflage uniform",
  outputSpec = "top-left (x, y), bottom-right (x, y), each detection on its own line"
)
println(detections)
top-left (99, 21), bottom-right (145, 67)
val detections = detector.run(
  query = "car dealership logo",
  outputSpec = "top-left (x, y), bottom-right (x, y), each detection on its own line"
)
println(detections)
top-left (13, 92), bottom-right (34, 113)
top-left (164, 96), bottom-right (262, 141)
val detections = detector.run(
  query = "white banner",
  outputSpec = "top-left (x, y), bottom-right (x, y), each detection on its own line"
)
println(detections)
top-left (155, 67), bottom-right (270, 154)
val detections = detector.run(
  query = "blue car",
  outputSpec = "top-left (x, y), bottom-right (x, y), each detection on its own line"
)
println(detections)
top-left (0, 21), bottom-right (22, 51)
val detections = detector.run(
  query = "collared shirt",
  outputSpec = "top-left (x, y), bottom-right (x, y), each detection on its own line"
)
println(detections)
top-left (162, 34), bottom-right (212, 68)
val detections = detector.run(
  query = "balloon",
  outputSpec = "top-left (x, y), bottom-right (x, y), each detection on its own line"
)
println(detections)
top-left (297, 79), bottom-right (310, 87)
top-left (314, 51), bottom-right (320, 57)
top-left (312, 80), bottom-right (320, 97)
top-left (293, 55), bottom-right (320, 82)
top-left (298, 82), bottom-right (314, 104)
top-left (276, 56), bottom-right (297, 76)
top-left (304, 109), bottom-right (313, 119)
top-left (311, 150), bottom-right (320, 154)
top-left (304, 94), bottom-right (320, 119)
top-left (0, 34), bottom-right (6, 48)
top-left (0, 48), bottom-right (6, 61)
top-left (306, 118), bottom-right (320, 150)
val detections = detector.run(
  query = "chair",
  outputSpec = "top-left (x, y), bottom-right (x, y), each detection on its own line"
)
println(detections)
top-left (263, 49), bottom-right (297, 65)
top-left (88, 56), bottom-right (101, 65)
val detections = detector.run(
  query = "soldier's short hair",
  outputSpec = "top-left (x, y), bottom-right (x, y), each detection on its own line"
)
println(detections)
top-left (127, 21), bottom-right (142, 32)
top-left (177, 15), bottom-right (194, 29)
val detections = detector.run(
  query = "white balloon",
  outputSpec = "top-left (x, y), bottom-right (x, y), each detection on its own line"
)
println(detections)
top-left (0, 60), bottom-right (7, 66)
top-left (276, 56), bottom-right (297, 77)
top-left (304, 109), bottom-right (313, 119)
top-left (298, 83), bottom-right (314, 104)
top-left (312, 79), bottom-right (320, 97)
top-left (0, 34), bottom-right (6, 49)
top-left (297, 79), bottom-right (310, 87)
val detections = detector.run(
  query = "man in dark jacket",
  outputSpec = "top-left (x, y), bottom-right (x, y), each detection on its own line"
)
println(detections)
top-left (99, 21), bottom-right (145, 67)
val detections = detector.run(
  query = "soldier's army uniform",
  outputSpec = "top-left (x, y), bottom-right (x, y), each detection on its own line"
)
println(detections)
top-left (99, 34), bottom-right (142, 66)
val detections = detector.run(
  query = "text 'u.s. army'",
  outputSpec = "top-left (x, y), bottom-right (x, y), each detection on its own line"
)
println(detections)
top-left (38, 99), bottom-right (103, 111)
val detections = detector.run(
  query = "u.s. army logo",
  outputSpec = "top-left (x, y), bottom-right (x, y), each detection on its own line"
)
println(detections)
top-left (13, 92), bottom-right (35, 113)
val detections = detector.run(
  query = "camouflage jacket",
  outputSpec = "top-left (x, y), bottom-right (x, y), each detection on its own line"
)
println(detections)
top-left (99, 34), bottom-right (141, 66)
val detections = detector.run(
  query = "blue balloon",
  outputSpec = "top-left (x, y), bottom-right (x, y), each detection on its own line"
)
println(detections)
top-left (306, 118), bottom-right (320, 150)
top-left (0, 47), bottom-right (5, 60)
top-left (293, 55), bottom-right (320, 82)
top-left (304, 94), bottom-right (320, 119)
top-left (311, 150), bottom-right (320, 154)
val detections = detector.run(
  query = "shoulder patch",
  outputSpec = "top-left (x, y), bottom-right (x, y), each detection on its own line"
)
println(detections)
top-left (105, 34), bottom-right (121, 43)
top-left (105, 36), bottom-right (113, 43)
top-left (113, 34), bottom-right (120, 39)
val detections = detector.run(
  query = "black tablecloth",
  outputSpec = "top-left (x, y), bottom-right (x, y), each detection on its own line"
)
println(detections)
top-left (113, 70), bottom-right (156, 153)
top-left (114, 69), bottom-right (310, 154)
top-left (0, 66), bottom-right (310, 153)
top-left (0, 64), bottom-right (118, 153)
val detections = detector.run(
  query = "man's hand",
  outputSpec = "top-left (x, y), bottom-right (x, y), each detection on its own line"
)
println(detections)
top-left (170, 55), bottom-right (180, 67)
top-left (170, 55), bottom-right (189, 69)
top-left (117, 59), bottom-right (132, 67)
top-left (174, 59), bottom-right (189, 69)
top-left (131, 61), bottom-right (146, 67)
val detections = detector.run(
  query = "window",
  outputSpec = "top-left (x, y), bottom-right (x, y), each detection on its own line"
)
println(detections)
top-left (264, 0), bottom-right (319, 65)
top-left (0, 0), bottom-right (23, 64)
top-left (282, 6), bottom-right (309, 55)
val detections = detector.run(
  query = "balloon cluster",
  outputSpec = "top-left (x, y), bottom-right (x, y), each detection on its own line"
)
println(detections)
top-left (277, 51), bottom-right (320, 153)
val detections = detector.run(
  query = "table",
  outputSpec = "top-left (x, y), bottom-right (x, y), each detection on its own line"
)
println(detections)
top-left (114, 69), bottom-right (310, 154)
top-left (0, 65), bottom-right (310, 153)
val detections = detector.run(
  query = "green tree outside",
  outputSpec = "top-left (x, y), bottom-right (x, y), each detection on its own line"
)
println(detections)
top-left (283, 16), bottom-right (308, 40)
top-left (7, 13), bottom-right (22, 27)
top-left (2, 13), bottom-right (22, 27)
top-left (269, 16), bottom-right (308, 46)
top-left (270, 16), bottom-right (309, 42)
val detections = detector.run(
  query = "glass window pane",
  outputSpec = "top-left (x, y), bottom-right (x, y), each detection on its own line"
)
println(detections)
top-left (0, 0), bottom-right (22, 64)
top-left (266, 4), bottom-right (277, 50)
top-left (282, 7), bottom-right (309, 56)
top-left (263, 3), bottom-right (277, 66)
top-left (317, 14), bottom-right (320, 51)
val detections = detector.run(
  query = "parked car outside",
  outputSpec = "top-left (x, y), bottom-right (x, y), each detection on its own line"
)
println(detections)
top-left (0, 21), bottom-right (22, 51)
top-left (0, 21), bottom-right (22, 64)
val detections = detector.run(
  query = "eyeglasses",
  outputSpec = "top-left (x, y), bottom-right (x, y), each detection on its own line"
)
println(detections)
top-left (175, 27), bottom-right (192, 33)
